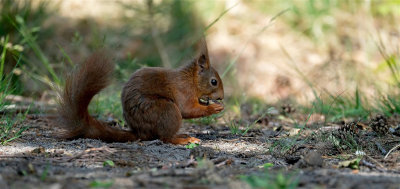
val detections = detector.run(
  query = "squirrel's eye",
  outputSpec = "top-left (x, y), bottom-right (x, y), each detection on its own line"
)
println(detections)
top-left (211, 79), bottom-right (218, 86)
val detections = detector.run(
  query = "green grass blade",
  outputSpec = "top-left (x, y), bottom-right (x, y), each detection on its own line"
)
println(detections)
top-left (9, 15), bottom-right (61, 85)
top-left (0, 35), bottom-right (9, 79)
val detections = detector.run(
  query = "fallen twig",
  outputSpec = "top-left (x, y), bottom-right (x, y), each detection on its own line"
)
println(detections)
top-left (384, 143), bottom-right (400, 159)
top-left (215, 158), bottom-right (233, 167)
top-left (365, 155), bottom-right (385, 168)
top-left (360, 160), bottom-right (384, 172)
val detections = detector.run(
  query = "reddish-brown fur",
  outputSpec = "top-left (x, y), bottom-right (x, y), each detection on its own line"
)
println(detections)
top-left (57, 42), bottom-right (224, 144)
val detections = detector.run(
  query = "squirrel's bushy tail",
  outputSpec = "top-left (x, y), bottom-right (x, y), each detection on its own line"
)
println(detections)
top-left (57, 52), bottom-right (136, 142)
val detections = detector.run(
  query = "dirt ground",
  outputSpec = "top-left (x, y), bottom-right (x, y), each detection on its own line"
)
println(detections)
top-left (1, 111), bottom-right (400, 189)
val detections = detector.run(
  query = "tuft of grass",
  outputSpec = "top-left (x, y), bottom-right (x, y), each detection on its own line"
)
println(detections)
top-left (241, 164), bottom-right (299, 189)
top-left (226, 119), bottom-right (241, 135)
top-left (89, 89), bottom-right (124, 126)
top-left (187, 111), bottom-right (223, 126)
top-left (272, 1), bottom-right (400, 123)
top-left (13, 14), bottom-right (61, 86)
top-left (89, 180), bottom-right (114, 189)
top-left (377, 94), bottom-right (400, 116)
top-left (40, 163), bottom-right (50, 181)
top-left (103, 160), bottom-right (115, 167)
top-left (1, 0), bottom-right (56, 94)
top-left (1, 37), bottom-right (29, 145)
top-left (185, 142), bottom-right (199, 149)
top-left (0, 0), bottom-right (52, 37)
top-left (281, 45), bottom-right (371, 122)
top-left (309, 88), bottom-right (370, 122)
top-left (0, 112), bottom-right (29, 145)
top-left (374, 38), bottom-right (400, 116)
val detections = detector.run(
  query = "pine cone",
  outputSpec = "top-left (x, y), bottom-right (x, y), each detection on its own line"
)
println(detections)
top-left (284, 144), bottom-right (302, 164)
top-left (337, 121), bottom-right (360, 140)
top-left (286, 144), bottom-right (299, 155)
top-left (370, 114), bottom-right (390, 135)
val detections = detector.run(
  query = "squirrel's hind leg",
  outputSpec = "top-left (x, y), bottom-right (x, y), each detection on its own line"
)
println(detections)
top-left (123, 96), bottom-right (201, 144)
top-left (153, 101), bottom-right (201, 144)
top-left (124, 97), bottom-right (182, 141)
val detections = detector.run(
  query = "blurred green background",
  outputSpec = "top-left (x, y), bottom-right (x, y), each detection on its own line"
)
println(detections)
top-left (1, 0), bottom-right (400, 122)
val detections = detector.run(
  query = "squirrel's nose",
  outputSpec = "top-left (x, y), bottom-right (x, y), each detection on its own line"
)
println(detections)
top-left (214, 92), bottom-right (224, 100)
top-left (219, 90), bottom-right (224, 100)
top-left (211, 89), bottom-right (224, 100)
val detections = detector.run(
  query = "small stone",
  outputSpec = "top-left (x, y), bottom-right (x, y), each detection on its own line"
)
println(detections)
top-left (393, 126), bottom-right (400, 137)
top-left (31, 146), bottom-right (45, 154)
top-left (295, 150), bottom-right (323, 168)
top-left (303, 150), bottom-right (323, 167)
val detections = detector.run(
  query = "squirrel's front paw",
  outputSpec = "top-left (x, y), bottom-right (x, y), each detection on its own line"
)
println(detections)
top-left (207, 103), bottom-right (224, 115)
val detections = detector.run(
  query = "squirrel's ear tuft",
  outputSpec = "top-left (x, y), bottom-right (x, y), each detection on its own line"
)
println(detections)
top-left (196, 38), bottom-right (210, 71)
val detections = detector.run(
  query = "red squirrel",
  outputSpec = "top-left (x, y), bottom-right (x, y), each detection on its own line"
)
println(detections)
top-left (57, 41), bottom-right (224, 144)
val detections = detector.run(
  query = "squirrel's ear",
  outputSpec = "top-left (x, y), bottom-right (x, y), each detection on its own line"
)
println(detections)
top-left (197, 53), bottom-right (209, 71)
top-left (195, 38), bottom-right (210, 71)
